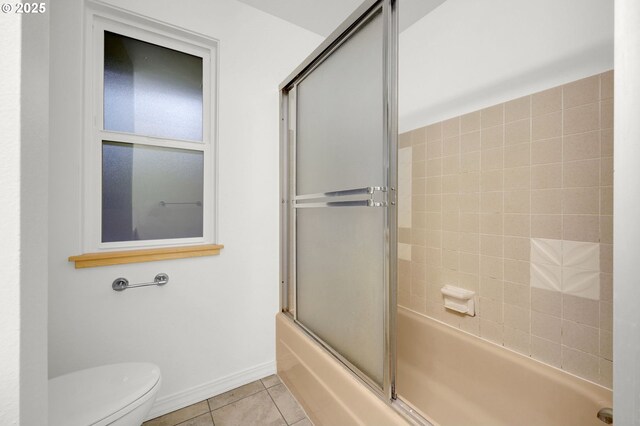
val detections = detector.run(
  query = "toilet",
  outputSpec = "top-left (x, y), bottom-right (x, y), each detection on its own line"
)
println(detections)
top-left (49, 363), bottom-right (161, 426)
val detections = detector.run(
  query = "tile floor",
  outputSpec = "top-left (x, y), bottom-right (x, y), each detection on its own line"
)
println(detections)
top-left (143, 375), bottom-right (312, 426)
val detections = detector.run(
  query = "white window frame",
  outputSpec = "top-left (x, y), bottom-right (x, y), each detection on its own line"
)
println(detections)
top-left (82, 1), bottom-right (219, 252)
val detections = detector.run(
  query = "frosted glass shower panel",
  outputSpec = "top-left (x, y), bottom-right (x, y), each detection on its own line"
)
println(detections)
top-left (104, 31), bottom-right (203, 141)
top-left (296, 12), bottom-right (384, 195)
top-left (296, 207), bottom-right (385, 386)
top-left (102, 141), bottom-right (204, 242)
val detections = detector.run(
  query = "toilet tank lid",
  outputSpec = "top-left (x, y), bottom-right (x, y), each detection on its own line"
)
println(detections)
top-left (49, 362), bottom-right (161, 426)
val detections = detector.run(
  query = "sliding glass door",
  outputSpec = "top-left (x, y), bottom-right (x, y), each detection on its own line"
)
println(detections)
top-left (280, 0), bottom-right (398, 399)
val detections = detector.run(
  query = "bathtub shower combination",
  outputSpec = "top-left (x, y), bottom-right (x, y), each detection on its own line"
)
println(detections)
top-left (276, 0), bottom-right (613, 424)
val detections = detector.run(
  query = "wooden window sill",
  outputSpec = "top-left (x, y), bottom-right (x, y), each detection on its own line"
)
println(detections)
top-left (68, 244), bottom-right (224, 268)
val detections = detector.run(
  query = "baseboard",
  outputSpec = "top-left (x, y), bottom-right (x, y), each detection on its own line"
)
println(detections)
top-left (146, 360), bottom-right (276, 420)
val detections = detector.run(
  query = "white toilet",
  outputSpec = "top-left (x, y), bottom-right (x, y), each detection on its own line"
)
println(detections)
top-left (49, 363), bottom-right (161, 426)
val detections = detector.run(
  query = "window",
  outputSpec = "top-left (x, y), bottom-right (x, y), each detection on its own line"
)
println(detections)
top-left (82, 7), bottom-right (218, 254)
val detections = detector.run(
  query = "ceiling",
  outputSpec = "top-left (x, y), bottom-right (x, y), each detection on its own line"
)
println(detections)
top-left (236, 0), bottom-right (447, 36)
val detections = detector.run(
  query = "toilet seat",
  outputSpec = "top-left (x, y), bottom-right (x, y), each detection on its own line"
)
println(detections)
top-left (49, 363), bottom-right (161, 426)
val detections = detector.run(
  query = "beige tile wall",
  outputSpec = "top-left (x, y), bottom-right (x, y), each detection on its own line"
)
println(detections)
top-left (397, 71), bottom-right (613, 388)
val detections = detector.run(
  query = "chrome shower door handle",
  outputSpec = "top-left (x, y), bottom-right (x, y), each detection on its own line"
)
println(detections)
top-left (293, 186), bottom-right (388, 208)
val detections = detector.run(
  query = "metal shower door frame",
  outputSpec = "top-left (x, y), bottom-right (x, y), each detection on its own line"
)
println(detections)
top-left (279, 0), bottom-right (398, 405)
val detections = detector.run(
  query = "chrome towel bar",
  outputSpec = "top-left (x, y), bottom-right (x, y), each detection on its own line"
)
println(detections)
top-left (159, 201), bottom-right (202, 206)
top-left (112, 273), bottom-right (169, 292)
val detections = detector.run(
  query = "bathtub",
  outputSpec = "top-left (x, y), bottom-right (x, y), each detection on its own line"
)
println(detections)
top-left (397, 306), bottom-right (613, 426)
top-left (276, 313), bottom-right (406, 425)
top-left (276, 308), bottom-right (612, 426)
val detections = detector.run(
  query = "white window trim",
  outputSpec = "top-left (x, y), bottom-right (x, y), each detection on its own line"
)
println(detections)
top-left (82, 1), bottom-right (219, 253)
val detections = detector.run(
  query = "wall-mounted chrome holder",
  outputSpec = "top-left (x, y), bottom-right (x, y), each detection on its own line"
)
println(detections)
top-left (112, 273), bottom-right (169, 292)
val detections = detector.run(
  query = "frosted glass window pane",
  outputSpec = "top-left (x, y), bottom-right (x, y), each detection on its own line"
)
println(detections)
top-left (296, 207), bottom-right (385, 386)
top-left (102, 141), bottom-right (204, 242)
top-left (296, 12), bottom-right (383, 195)
top-left (104, 31), bottom-right (203, 141)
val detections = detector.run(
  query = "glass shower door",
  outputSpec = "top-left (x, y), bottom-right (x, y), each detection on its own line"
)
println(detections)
top-left (280, 0), bottom-right (398, 398)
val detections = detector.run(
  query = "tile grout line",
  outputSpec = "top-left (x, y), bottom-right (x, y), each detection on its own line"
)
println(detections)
top-left (597, 74), bottom-right (603, 384)
top-left (264, 385), bottom-right (292, 425)
top-left (276, 374), bottom-right (315, 426)
top-left (528, 94), bottom-right (533, 357)
top-left (501, 103), bottom-right (506, 346)
top-left (206, 380), bottom-right (266, 415)
top-left (160, 402), bottom-right (212, 426)
top-left (167, 406), bottom-right (213, 426)
top-left (204, 379), bottom-right (286, 423)
top-left (560, 83), bottom-right (565, 373)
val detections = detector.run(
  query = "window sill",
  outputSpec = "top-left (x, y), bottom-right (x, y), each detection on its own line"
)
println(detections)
top-left (68, 244), bottom-right (223, 268)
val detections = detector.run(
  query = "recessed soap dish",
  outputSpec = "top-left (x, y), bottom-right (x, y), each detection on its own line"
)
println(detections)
top-left (441, 285), bottom-right (476, 316)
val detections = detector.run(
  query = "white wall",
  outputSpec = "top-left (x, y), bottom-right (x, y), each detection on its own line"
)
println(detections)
top-left (20, 7), bottom-right (50, 425)
top-left (614, 0), bottom-right (640, 423)
top-left (0, 15), bottom-right (23, 426)
top-left (0, 6), bottom-right (50, 426)
top-left (48, 0), bottom-right (321, 417)
top-left (399, 0), bottom-right (614, 132)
